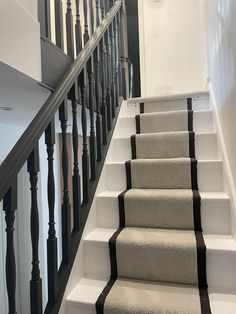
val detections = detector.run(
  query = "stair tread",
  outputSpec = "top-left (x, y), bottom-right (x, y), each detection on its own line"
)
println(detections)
top-left (84, 228), bottom-right (236, 253)
top-left (127, 92), bottom-right (209, 104)
top-left (114, 131), bottom-right (217, 140)
top-left (67, 278), bottom-right (236, 314)
top-left (98, 190), bottom-right (229, 200)
top-left (107, 159), bottom-right (222, 165)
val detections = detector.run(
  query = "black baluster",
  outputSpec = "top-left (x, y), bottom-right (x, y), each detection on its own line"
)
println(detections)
top-left (88, 0), bottom-right (97, 180)
top-left (95, 0), bottom-right (102, 161)
top-left (54, 0), bottom-right (64, 49)
top-left (109, 7), bottom-right (116, 117)
top-left (80, 73), bottom-right (89, 203)
top-left (45, 118), bottom-right (58, 305)
top-left (120, 3), bottom-right (128, 99)
top-left (27, 145), bottom-right (43, 314)
top-left (75, 0), bottom-right (83, 56)
top-left (117, 10), bottom-right (122, 97)
top-left (114, 14), bottom-right (120, 106)
top-left (70, 85), bottom-right (81, 230)
top-left (45, 0), bottom-right (51, 39)
top-left (88, 59), bottom-right (97, 180)
top-left (105, 0), bottom-right (112, 129)
top-left (89, 0), bottom-right (95, 35)
top-left (66, 0), bottom-right (75, 59)
top-left (100, 0), bottom-right (108, 144)
top-left (3, 180), bottom-right (17, 314)
top-left (59, 101), bottom-right (71, 264)
top-left (83, 0), bottom-right (89, 44)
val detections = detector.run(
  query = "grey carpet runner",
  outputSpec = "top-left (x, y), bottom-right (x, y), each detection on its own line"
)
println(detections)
top-left (96, 100), bottom-right (212, 314)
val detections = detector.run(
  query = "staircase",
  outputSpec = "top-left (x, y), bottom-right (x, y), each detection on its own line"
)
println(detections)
top-left (65, 94), bottom-right (236, 314)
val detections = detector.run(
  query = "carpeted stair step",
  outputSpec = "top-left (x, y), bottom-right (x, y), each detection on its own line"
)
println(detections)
top-left (126, 158), bottom-right (198, 189)
top-left (131, 131), bottom-right (195, 159)
top-left (140, 98), bottom-right (192, 113)
top-left (109, 227), bottom-right (206, 286)
top-left (136, 110), bottom-right (193, 134)
top-left (119, 189), bottom-right (201, 230)
top-left (96, 278), bottom-right (208, 314)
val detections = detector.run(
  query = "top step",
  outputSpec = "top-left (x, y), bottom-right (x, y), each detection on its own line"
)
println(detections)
top-left (121, 93), bottom-right (209, 117)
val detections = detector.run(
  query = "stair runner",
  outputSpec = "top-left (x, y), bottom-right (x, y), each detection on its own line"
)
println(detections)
top-left (96, 100), bottom-right (212, 314)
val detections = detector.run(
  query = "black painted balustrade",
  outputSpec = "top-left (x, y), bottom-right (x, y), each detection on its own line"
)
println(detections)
top-left (0, 1), bottom-right (129, 313)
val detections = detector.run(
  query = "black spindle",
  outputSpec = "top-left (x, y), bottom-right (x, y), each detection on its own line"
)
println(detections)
top-left (70, 85), bottom-right (81, 230)
top-left (66, 0), bottom-right (75, 59)
top-left (27, 145), bottom-right (43, 314)
top-left (45, 119), bottom-right (58, 305)
top-left (100, 0), bottom-right (108, 144)
top-left (83, 0), bottom-right (89, 44)
top-left (105, 1), bottom-right (112, 130)
top-left (117, 10), bottom-right (122, 97)
top-left (45, 0), bottom-right (51, 40)
top-left (114, 14), bottom-right (120, 106)
top-left (54, 0), bottom-right (64, 49)
top-left (120, 4), bottom-right (128, 99)
top-left (3, 180), bottom-right (17, 314)
top-left (95, 0), bottom-right (102, 161)
top-left (80, 74), bottom-right (89, 204)
top-left (59, 101), bottom-right (71, 265)
top-left (110, 10), bottom-right (116, 117)
top-left (75, 0), bottom-right (83, 56)
top-left (86, 0), bottom-right (97, 180)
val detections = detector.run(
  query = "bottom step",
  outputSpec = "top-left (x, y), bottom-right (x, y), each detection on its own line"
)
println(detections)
top-left (66, 278), bottom-right (236, 314)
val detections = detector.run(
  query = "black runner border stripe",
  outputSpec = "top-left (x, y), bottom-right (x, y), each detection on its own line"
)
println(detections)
top-left (189, 131), bottom-right (196, 158)
top-left (131, 135), bottom-right (137, 159)
top-left (135, 115), bottom-right (141, 134)
top-left (140, 102), bottom-right (144, 113)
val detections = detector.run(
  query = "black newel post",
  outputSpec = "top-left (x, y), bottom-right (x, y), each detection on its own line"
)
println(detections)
top-left (45, 118), bottom-right (58, 305)
top-left (3, 180), bottom-right (17, 314)
top-left (59, 101), bottom-right (71, 265)
top-left (27, 145), bottom-right (43, 314)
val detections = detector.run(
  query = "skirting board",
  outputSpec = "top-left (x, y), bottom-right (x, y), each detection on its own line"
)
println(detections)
top-left (208, 82), bottom-right (236, 239)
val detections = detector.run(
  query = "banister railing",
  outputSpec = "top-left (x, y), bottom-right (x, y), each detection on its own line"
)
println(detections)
top-left (0, 1), bottom-right (128, 313)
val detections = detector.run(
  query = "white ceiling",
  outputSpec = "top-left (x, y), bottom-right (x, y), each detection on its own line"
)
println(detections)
top-left (0, 61), bottom-right (51, 127)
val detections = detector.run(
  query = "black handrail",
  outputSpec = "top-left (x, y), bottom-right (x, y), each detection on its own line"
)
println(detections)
top-left (0, 1), bottom-right (129, 313)
top-left (0, 0), bottom-right (122, 202)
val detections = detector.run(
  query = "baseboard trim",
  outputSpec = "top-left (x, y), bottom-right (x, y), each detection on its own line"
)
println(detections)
top-left (208, 82), bottom-right (236, 239)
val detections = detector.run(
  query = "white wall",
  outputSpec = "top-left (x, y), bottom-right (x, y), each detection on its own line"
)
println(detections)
top-left (0, 0), bottom-right (41, 80)
top-left (16, 0), bottom-right (38, 20)
top-left (206, 0), bottom-right (236, 233)
top-left (138, 0), bottom-right (207, 96)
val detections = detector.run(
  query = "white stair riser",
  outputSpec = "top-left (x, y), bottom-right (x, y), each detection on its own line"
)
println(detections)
top-left (105, 162), bottom-right (223, 192)
top-left (111, 133), bottom-right (218, 162)
top-left (83, 242), bottom-right (236, 291)
top-left (121, 97), bottom-right (210, 117)
top-left (96, 195), bottom-right (231, 235)
top-left (115, 111), bottom-right (214, 138)
top-left (67, 306), bottom-right (93, 314)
